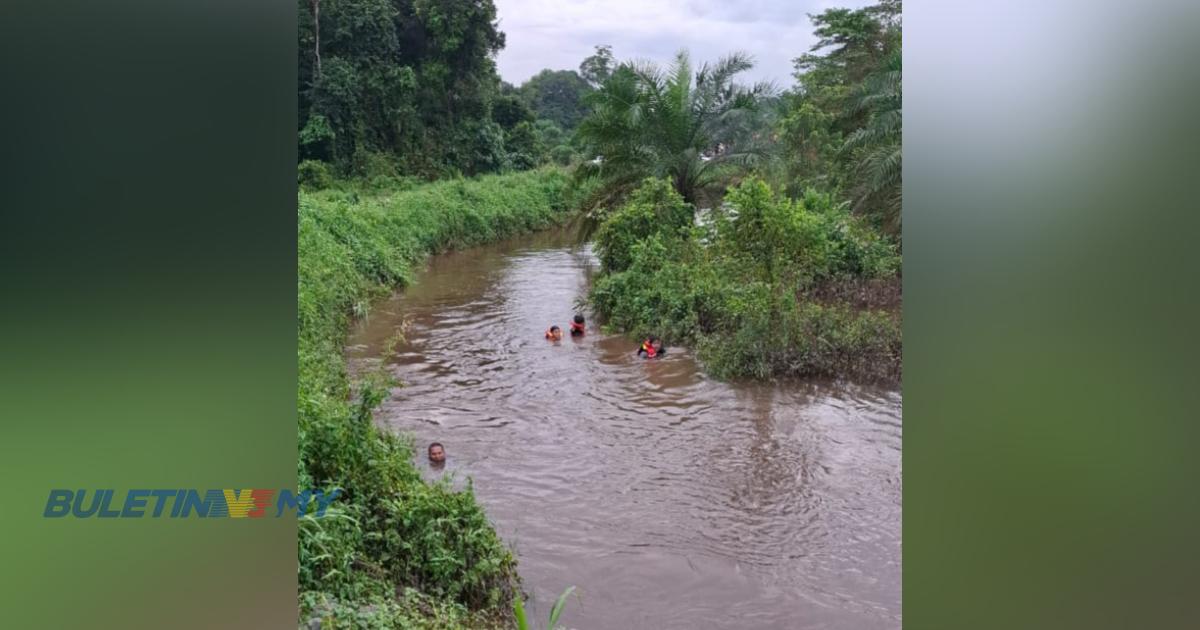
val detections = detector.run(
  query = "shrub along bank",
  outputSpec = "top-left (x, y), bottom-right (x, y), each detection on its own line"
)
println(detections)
top-left (590, 177), bottom-right (901, 382)
top-left (297, 168), bottom-right (575, 627)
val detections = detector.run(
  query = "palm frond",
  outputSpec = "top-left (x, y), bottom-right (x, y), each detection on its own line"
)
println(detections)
top-left (575, 47), bottom-right (770, 208)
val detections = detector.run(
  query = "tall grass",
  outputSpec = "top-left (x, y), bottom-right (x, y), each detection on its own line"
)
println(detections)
top-left (298, 168), bottom-right (576, 627)
top-left (513, 586), bottom-right (576, 630)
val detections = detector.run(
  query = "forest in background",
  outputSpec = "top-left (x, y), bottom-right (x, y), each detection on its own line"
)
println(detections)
top-left (298, 0), bottom-right (899, 230)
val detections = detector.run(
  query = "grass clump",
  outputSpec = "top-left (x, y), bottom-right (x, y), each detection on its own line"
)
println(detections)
top-left (589, 177), bottom-right (901, 382)
top-left (298, 168), bottom-right (575, 627)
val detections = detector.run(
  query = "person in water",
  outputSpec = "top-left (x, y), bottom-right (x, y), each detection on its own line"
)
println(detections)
top-left (569, 314), bottom-right (586, 336)
top-left (428, 442), bottom-right (446, 470)
top-left (545, 325), bottom-right (563, 341)
top-left (638, 336), bottom-right (665, 358)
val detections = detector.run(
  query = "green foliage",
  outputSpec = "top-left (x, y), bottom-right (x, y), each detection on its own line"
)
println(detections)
top-left (776, 100), bottom-right (841, 194)
top-left (532, 120), bottom-right (565, 150)
top-left (298, 0), bottom-right (508, 176)
top-left (593, 178), bottom-right (694, 273)
top-left (549, 144), bottom-right (574, 167)
top-left (778, 0), bottom-right (902, 230)
top-left (575, 49), bottom-right (775, 208)
top-left (548, 586), bottom-right (576, 629)
top-left (299, 114), bottom-right (337, 162)
top-left (492, 92), bottom-right (535, 129)
top-left (578, 45), bottom-right (615, 88)
top-left (513, 586), bottom-right (576, 630)
top-left (299, 159), bottom-right (335, 191)
top-left (517, 69), bottom-right (593, 131)
top-left (505, 121), bottom-right (545, 171)
top-left (589, 177), bottom-right (900, 381)
top-left (843, 49), bottom-right (901, 229)
top-left (298, 168), bottom-right (574, 624)
top-left (301, 588), bottom-right (485, 629)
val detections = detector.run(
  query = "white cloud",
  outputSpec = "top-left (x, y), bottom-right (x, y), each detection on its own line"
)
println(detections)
top-left (493, 0), bottom-right (874, 87)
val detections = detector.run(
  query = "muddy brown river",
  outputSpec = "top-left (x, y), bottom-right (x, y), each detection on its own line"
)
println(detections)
top-left (346, 226), bottom-right (901, 629)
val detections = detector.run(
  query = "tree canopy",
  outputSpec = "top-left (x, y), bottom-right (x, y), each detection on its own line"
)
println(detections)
top-left (779, 0), bottom-right (902, 229)
top-left (517, 69), bottom-right (593, 131)
top-left (298, 0), bottom-right (509, 177)
top-left (579, 44), bottom-right (615, 88)
top-left (575, 50), bottom-right (774, 208)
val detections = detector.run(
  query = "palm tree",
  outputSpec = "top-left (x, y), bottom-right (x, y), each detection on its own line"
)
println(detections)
top-left (575, 50), bottom-right (774, 211)
top-left (843, 49), bottom-right (901, 231)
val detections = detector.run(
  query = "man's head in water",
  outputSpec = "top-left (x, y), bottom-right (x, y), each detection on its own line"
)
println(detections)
top-left (545, 325), bottom-right (563, 341)
top-left (570, 314), bottom-right (585, 335)
top-left (428, 442), bottom-right (446, 465)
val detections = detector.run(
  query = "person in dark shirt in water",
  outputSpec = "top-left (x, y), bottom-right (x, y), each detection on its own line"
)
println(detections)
top-left (569, 314), bottom-right (586, 337)
top-left (637, 335), bottom-right (665, 359)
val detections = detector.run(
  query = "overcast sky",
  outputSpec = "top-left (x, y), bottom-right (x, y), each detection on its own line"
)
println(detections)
top-left (493, 0), bottom-right (873, 88)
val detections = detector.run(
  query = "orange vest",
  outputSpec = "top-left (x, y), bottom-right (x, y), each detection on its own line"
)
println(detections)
top-left (640, 340), bottom-right (657, 358)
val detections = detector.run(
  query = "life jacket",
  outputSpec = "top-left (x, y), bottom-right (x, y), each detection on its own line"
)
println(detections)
top-left (640, 340), bottom-right (657, 358)
top-left (569, 321), bottom-right (585, 335)
top-left (545, 328), bottom-right (561, 340)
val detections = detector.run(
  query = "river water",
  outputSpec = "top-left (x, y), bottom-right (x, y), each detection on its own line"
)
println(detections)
top-left (345, 226), bottom-right (901, 629)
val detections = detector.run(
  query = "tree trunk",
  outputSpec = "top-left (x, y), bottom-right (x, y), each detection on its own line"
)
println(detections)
top-left (311, 0), bottom-right (321, 79)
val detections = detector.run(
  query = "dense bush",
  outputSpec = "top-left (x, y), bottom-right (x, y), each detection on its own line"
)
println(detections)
top-left (549, 144), bottom-right (574, 166)
top-left (298, 168), bottom-right (574, 626)
top-left (590, 177), bottom-right (901, 381)
top-left (593, 178), bottom-right (694, 273)
top-left (504, 121), bottom-right (544, 171)
top-left (298, 159), bottom-right (334, 191)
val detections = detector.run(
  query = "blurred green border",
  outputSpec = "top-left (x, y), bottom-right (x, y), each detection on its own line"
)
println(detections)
top-left (0, 1), bottom-right (297, 628)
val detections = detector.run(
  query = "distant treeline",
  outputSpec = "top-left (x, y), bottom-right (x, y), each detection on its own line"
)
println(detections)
top-left (298, 0), bottom-right (609, 178)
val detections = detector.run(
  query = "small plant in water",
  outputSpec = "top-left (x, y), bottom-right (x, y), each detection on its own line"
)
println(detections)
top-left (514, 586), bottom-right (576, 630)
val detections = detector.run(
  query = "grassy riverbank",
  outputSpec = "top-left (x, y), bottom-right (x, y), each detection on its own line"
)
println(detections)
top-left (589, 177), bottom-right (902, 382)
top-left (297, 168), bottom-right (576, 628)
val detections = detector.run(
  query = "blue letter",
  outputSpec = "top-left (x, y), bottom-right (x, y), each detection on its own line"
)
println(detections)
top-left (178, 489), bottom-right (227, 518)
top-left (44, 490), bottom-right (73, 517)
top-left (97, 489), bottom-right (121, 518)
top-left (311, 489), bottom-right (343, 517)
top-left (275, 489), bottom-right (311, 517)
top-left (150, 489), bottom-right (176, 517)
top-left (73, 489), bottom-right (102, 517)
top-left (122, 490), bottom-right (149, 517)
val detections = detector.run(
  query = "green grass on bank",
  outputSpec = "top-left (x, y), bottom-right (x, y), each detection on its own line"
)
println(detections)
top-left (297, 168), bottom-right (576, 628)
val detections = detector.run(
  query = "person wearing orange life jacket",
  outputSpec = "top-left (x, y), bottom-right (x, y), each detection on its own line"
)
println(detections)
top-left (569, 314), bottom-right (586, 336)
top-left (545, 325), bottom-right (563, 341)
top-left (637, 335), bottom-right (666, 359)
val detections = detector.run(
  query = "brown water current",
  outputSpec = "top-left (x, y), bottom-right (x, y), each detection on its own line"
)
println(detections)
top-left (345, 226), bottom-right (901, 629)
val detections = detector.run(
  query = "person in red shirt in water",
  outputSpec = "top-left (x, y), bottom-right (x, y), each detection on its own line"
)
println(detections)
top-left (637, 335), bottom-right (665, 359)
top-left (569, 314), bottom-right (586, 337)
